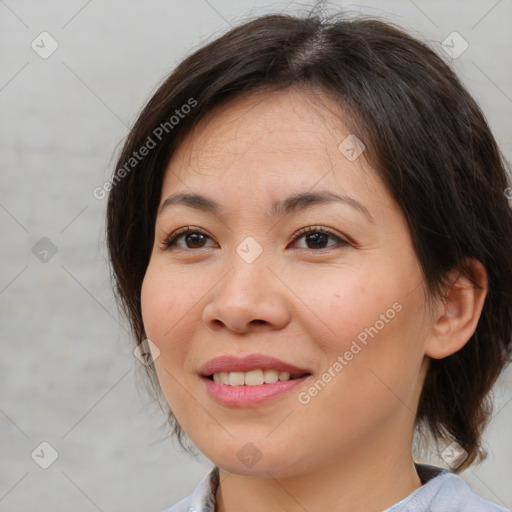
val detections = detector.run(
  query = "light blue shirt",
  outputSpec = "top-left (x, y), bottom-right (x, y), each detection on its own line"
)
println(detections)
top-left (163, 463), bottom-right (509, 511)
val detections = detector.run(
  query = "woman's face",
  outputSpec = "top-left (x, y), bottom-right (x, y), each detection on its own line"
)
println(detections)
top-left (141, 88), bottom-right (433, 477)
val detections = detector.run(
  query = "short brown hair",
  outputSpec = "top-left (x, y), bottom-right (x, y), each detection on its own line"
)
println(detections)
top-left (106, 11), bottom-right (512, 471)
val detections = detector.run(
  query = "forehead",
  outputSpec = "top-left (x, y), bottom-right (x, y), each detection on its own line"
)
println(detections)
top-left (173, 88), bottom-right (346, 162)
top-left (162, 87), bottom-right (384, 203)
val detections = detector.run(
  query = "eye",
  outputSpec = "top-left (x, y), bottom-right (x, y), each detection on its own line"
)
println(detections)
top-left (162, 225), bottom-right (349, 251)
top-left (289, 226), bottom-right (349, 250)
top-left (163, 226), bottom-right (216, 250)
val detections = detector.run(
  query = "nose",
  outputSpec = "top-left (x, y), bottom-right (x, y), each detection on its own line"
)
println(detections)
top-left (201, 250), bottom-right (291, 334)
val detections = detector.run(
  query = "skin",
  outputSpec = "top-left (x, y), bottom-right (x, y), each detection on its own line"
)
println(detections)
top-left (141, 87), bottom-right (487, 512)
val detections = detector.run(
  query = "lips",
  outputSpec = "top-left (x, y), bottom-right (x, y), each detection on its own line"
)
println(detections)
top-left (199, 354), bottom-right (311, 378)
top-left (199, 354), bottom-right (312, 407)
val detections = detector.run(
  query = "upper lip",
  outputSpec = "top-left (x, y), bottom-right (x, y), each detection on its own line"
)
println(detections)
top-left (199, 354), bottom-right (311, 377)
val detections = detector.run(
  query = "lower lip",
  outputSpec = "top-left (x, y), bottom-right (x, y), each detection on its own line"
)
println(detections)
top-left (202, 376), bottom-right (310, 407)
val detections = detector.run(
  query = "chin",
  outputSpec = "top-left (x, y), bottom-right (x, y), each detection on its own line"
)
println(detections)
top-left (199, 440), bottom-right (307, 478)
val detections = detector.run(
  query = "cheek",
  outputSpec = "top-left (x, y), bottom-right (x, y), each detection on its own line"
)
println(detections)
top-left (298, 309), bottom-right (424, 449)
top-left (299, 268), bottom-right (395, 352)
top-left (140, 264), bottom-right (195, 413)
top-left (140, 265), bottom-right (165, 342)
top-left (305, 268), bottom-right (426, 400)
top-left (140, 263), bottom-right (190, 358)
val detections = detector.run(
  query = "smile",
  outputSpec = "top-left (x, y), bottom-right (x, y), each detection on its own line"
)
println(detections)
top-left (211, 369), bottom-right (305, 386)
top-left (199, 354), bottom-right (312, 406)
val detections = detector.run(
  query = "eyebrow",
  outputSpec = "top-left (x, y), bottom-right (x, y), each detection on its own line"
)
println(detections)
top-left (159, 191), bottom-right (374, 223)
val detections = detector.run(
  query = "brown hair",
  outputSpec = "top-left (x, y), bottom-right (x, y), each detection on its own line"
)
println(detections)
top-left (106, 10), bottom-right (512, 471)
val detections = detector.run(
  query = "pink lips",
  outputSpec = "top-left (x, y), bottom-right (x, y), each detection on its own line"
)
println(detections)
top-left (199, 354), bottom-right (310, 377)
top-left (199, 354), bottom-right (311, 407)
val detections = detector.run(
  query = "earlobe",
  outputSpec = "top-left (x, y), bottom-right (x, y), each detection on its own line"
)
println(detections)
top-left (425, 259), bottom-right (487, 360)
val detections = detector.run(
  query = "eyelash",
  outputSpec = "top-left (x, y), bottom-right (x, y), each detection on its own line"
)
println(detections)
top-left (162, 225), bottom-right (349, 251)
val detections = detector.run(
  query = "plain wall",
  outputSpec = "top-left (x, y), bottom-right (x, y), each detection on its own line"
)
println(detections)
top-left (1, 1), bottom-right (511, 510)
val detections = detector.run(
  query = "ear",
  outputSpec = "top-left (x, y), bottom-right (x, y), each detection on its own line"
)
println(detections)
top-left (425, 259), bottom-right (487, 359)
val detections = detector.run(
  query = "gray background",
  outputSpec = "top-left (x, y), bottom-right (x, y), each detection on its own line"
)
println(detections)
top-left (1, 1), bottom-right (511, 510)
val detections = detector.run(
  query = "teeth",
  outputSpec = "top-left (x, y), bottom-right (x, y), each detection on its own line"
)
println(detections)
top-left (245, 369), bottom-right (264, 386)
top-left (228, 372), bottom-right (244, 386)
top-left (212, 369), bottom-right (294, 386)
top-left (213, 372), bottom-right (230, 384)
top-left (263, 369), bottom-right (279, 383)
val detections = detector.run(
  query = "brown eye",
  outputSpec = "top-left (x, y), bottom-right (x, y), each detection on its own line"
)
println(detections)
top-left (163, 225), bottom-right (349, 252)
top-left (164, 227), bottom-right (216, 250)
top-left (290, 226), bottom-right (349, 250)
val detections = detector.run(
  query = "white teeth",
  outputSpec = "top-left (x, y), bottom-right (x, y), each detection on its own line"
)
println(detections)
top-left (245, 369), bottom-right (264, 386)
top-left (211, 369), bottom-right (295, 386)
top-left (263, 369), bottom-right (279, 383)
top-left (213, 372), bottom-right (230, 384)
top-left (228, 372), bottom-right (245, 386)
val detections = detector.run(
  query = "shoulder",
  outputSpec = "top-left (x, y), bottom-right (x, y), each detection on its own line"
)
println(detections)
top-left (160, 466), bottom-right (219, 512)
top-left (386, 464), bottom-right (510, 512)
top-left (440, 471), bottom-right (510, 512)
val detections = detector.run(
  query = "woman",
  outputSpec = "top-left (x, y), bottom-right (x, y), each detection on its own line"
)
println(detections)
top-left (106, 10), bottom-right (512, 512)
